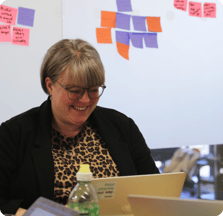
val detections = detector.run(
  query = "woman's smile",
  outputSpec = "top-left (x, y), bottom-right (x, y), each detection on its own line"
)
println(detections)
top-left (71, 105), bottom-right (88, 111)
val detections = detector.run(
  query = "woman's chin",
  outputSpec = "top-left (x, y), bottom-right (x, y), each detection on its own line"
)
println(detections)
top-left (70, 118), bottom-right (87, 128)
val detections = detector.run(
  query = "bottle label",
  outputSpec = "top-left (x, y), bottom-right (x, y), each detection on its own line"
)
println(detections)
top-left (68, 202), bottom-right (100, 216)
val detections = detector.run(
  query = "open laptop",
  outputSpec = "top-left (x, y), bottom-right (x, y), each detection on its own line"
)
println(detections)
top-left (128, 195), bottom-right (223, 216)
top-left (23, 197), bottom-right (79, 216)
top-left (92, 172), bottom-right (186, 216)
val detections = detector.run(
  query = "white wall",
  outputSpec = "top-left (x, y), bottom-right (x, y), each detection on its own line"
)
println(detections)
top-left (0, 0), bottom-right (62, 122)
top-left (1, 0), bottom-right (223, 150)
top-left (63, 0), bottom-right (223, 149)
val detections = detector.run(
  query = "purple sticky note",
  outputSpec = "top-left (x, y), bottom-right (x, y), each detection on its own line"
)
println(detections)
top-left (132, 16), bottom-right (147, 31)
top-left (144, 33), bottom-right (158, 48)
top-left (17, 7), bottom-right (35, 27)
top-left (116, 13), bottom-right (131, 30)
top-left (129, 33), bottom-right (145, 48)
top-left (116, 0), bottom-right (132, 12)
top-left (116, 30), bottom-right (129, 45)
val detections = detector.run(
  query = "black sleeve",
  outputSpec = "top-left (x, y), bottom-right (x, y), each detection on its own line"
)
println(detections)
top-left (128, 118), bottom-right (160, 175)
top-left (0, 122), bottom-right (24, 214)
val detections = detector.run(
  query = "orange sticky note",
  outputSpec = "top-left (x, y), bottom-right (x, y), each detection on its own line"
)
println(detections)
top-left (0, 25), bottom-right (11, 42)
top-left (174, 0), bottom-right (188, 11)
top-left (116, 42), bottom-right (129, 60)
top-left (189, 2), bottom-right (202, 17)
top-left (96, 28), bottom-right (112, 44)
top-left (203, 3), bottom-right (216, 18)
top-left (12, 27), bottom-right (30, 46)
top-left (101, 11), bottom-right (116, 28)
top-left (146, 17), bottom-right (162, 32)
top-left (0, 5), bottom-right (18, 25)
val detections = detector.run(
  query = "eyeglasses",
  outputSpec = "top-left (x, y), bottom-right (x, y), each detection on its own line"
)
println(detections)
top-left (51, 79), bottom-right (106, 100)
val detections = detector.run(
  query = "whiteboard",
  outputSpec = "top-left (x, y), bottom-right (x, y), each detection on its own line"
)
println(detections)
top-left (0, 0), bottom-right (62, 123)
top-left (63, 0), bottom-right (223, 149)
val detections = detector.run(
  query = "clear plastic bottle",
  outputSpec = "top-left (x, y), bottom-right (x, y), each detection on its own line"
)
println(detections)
top-left (67, 164), bottom-right (100, 216)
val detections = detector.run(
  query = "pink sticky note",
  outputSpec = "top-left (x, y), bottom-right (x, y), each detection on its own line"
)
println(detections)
top-left (203, 3), bottom-right (216, 18)
top-left (174, 0), bottom-right (188, 12)
top-left (0, 25), bottom-right (11, 42)
top-left (12, 27), bottom-right (30, 46)
top-left (189, 2), bottom-right (202, 17)
top-left (0, 5), bottom-right (18, 25)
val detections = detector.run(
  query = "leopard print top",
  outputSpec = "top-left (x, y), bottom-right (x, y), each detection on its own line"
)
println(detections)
top-left (51, 120), bottom-right (120, 205)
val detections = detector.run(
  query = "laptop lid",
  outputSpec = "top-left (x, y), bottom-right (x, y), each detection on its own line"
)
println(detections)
top-left (128, 195), bottom-right (223, 216)
top-left (92, 172), bottom-right (186, 215)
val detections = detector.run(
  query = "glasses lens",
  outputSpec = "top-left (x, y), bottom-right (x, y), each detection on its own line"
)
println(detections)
top-left (89, 86), bottom-right (104, 99)
top-left (68, 87), bottom-right (83, 100)
top-left (68, 86), bottom-right (104, 100)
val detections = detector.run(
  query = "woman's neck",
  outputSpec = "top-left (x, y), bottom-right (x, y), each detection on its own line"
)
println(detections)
top-left (52, 118), bottom-right (85, 137)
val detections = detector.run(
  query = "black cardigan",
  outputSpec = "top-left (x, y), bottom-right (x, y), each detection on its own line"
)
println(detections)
top-left (0, 98), bottom-right (159, 214)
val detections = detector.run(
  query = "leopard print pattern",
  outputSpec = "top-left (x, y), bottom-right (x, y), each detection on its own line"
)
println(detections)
top-left (51, 121), bottom-right (120, 205)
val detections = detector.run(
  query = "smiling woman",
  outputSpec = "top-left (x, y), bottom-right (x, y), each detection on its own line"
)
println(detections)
top-left (41, 39), bottom-right (106, 137)
top-left (0, 39), bottom-right (159, 215)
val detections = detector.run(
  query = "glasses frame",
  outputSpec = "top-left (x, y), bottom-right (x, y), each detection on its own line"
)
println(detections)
top-left (51, 78), bottom-right (106, 100)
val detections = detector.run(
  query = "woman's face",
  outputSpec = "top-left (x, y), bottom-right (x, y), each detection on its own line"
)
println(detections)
top-left (46, 71), bottom-right (99, 129)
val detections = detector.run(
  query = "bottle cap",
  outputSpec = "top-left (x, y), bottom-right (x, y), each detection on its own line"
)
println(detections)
top-left (77, 164), bottom-right (92, 181)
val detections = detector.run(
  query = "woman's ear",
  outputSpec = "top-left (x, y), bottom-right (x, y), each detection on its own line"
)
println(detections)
top-left (45, 77), bottom-right (54, 95)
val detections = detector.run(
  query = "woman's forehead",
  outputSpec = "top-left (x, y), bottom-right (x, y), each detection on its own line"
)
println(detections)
top-left (58, 68), bottom-right (102, 87)
top-left (66, 83), bottom-right (88, 88)
top-left (59, 70), bottom-right (85, 86)
top-left (64, 79), bottom-right (88, 87)
top-left (64, 80), bottom-right (91, 88)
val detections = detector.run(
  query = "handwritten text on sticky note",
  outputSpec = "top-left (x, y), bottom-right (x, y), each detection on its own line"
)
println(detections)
top-left (12, 27), bottom-right (30, 46)
top-left (174, 0), bottom-right (188, 11)
top-left (203, 3), bottom-right (216, 18)
top-left (0, 25), bottom-right (11, 42)
top-left (0, 5), bottom-right (18, 25)
top-left (189, 2), bottom-right (202, 17)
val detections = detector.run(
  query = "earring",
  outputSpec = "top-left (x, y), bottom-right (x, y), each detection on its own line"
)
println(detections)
top-left (50, 94), bottom-right (52, 101)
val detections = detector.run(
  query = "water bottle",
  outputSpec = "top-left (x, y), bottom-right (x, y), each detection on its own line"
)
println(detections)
top-left (67, 164), bottom-right (100, 216)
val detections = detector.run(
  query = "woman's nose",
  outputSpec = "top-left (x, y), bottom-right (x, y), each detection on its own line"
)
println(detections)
top-left (79, 90), bottom-right (90, 102)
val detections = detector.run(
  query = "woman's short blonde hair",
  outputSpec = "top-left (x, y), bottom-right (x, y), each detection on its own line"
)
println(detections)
top-left (40, 39), bottom-right (105, 95)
